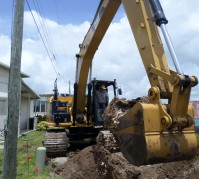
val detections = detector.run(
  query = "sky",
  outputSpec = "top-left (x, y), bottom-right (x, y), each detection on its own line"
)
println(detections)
top-left (0, 0), bottom-right (199, 101)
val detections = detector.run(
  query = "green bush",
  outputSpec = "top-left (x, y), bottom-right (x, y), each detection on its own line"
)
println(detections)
top-left (35, 121), bottom-right (47, 131)
top-left (37, 115), bottom-right (47, 123)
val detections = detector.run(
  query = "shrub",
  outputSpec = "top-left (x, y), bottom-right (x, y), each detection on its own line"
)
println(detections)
top-left (37, 115), bottom-right (47, 123)
top-left (36, 121), bottom-right (47, 131)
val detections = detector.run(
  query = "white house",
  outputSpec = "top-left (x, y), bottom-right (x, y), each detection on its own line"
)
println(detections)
top-left (0, 62), bottom-right (40, 135)
top-left (30, 94), bottom-right (53, 121)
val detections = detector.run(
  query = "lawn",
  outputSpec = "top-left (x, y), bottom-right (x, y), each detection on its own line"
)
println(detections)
top-left (0, 130), bottom-right (55, 179)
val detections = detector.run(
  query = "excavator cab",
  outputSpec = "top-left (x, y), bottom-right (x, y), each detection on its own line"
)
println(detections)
top-left (90, 79), bottom-right (117, 126)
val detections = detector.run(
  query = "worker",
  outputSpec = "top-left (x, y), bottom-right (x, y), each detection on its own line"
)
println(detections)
top-left (96, 84), bottom-right (109, 109)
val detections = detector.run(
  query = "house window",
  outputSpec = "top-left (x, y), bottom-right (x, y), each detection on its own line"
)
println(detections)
top-left (41, 101), bottom-right (46, 112)
top-left (34, 100), bottom-right (40, 112)
top-left (34, 100), bottom-right (46, 112)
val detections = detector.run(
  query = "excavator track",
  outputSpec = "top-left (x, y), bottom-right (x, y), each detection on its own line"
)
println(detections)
top-left (44, 131), bottom-right (69, 157)
top-left (96, 130), bottom-right (119, 153)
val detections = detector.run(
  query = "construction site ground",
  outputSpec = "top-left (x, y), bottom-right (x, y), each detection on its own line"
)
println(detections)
top-left (48, 145), bottom-right (199, 179)
top-left (48, 97), bottom-right (199, 179)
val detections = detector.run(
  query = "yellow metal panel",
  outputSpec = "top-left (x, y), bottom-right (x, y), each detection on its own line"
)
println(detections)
top-left (45, 122), bottom-right (72, 127)
top-left (121, 0), bottom-right (172, 93)
top-left (145, 132), bottom-right (198, 164)
top-left (57, 96), bottom-right (73, 104)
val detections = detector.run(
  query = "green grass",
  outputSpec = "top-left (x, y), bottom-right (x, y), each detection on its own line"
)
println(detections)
top-left (0, 131), bottom-right (56, 179)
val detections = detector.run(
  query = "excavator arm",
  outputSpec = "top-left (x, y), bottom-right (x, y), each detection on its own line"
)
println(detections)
top-left (73, 0), bottom-right (198, 165)
top-left (74, 0), bottom-right (121, 115)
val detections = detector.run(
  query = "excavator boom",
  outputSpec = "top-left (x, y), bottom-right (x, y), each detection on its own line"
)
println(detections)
top-left (75, 0), bottom-right (121, 113)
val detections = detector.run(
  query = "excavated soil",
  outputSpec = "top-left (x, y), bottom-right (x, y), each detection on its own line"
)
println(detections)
top-left (52, 145), bottom-right (199, 179)
top-left (50, 97), bottom-right (199, 179)
top-left (103, 97), bottom-right (149, 133)
top-left (57, 145), bottom-right (140, 179)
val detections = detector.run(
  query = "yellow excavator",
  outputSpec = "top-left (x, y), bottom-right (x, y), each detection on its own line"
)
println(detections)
top-left (72, 0), bottom-right (199, 166)
top-left (44, 77), bottom-right (118, 157)
top-left (45, 0), bottom-right (198, 165)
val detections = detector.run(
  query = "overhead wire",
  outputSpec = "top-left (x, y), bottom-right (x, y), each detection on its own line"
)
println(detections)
top-left (52, 0), bottom-right (68, 89)
top-left (30, 0), bottom-right (67, 92)
top-left (33, 0), bottom-right (64, 84)
top-left (53, 0), bottom-right (66, 70)
top-left (32, 0), bottom-right (55, 57)
top-left (34, 0), bottom-right (65, 74)
top-left (26, 0), bottom-right (59, 76)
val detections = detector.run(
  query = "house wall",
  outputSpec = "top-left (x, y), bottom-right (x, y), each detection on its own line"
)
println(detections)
top-left (0, 66), bottom-right (8, 127)
top-left (0, 99), bottom-right (7, 127)
top-left (0, 67), bottom-right (9, 87)
top-left (43, 96), bottom-right (52, 120)
top-left (20, 96), bottom-right (30, 130)
top-left (30, 100), bottom-right (35, 118)
top-left (0, 64), bottom-right (39, 132)
top-left (30, 95), bottom-right (52, 120)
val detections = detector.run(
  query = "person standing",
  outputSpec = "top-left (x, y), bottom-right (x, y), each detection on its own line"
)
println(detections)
top-left (96, 85), bottom-right (109, 109)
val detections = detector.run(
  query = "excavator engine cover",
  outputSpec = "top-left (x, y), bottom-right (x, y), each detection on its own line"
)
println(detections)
top-left (115, 102), bottom-right (198, 166)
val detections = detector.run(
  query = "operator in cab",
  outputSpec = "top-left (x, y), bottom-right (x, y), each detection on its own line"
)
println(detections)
top-left (96, 84), bottom-right (109, 110)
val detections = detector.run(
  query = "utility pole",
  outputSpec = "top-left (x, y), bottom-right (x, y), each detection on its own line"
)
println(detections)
top-left (3, 0), bottom-right (25, 178)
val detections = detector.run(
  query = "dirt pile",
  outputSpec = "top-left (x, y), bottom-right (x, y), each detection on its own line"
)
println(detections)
top-left (58, 145), bottom-right (140, 179)
top-left (52, 145), bottom-right (199, 179)
top-left (103, 97), bottom-right (149, 133)
top-left (136, 154), bottom-right (199, 179)
top-left (97, 130), bottom-right (119, 153)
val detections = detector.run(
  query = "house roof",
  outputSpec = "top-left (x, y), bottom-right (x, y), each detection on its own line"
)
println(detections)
top-left (0, 62), bottom-right (29, 78)
top-left (39, 94), bottom-right (54, 97)
top-left (0, 61), bottom-right (40, 99)
top-left (0, 80), bottom-right (40, 100)
top-left (21, 80), bottom-right (40, 99)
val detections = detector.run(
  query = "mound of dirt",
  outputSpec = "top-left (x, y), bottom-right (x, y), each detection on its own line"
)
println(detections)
top-left (51, 144), bottom-right (199, 179)
top-left (58, 145), bottom-right (140, 179)
top-left (137, 153), bottom-right (199, 179)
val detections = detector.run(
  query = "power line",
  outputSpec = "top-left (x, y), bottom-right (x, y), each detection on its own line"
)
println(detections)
top-left (38, 0), bottom-right (66, 88)
top-left (26, 0), bottom-right (68, 92)
top-left (37, 0), bottom-right (67, 88)
top-left (33, 0), bottom-right (55, 60)
top-left (34, 0), bottom-right (65, 75)
top-left (25, 0), bottom-right (59, 76)
top-left (32, 0), bottom-right (64, 84)
top-left (54, 0), bottom-right (66, 58)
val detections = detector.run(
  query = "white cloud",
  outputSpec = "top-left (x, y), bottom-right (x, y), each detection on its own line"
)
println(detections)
top-left (0, 0), bottom-right (199, 101)
top-left (0, 35), bottom-right (11, 64)
top-left (92, 16), bottom-right (148, 98)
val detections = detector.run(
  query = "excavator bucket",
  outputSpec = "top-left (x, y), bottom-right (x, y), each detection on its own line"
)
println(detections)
top-left (115, 102), bottom-right (199, 166)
